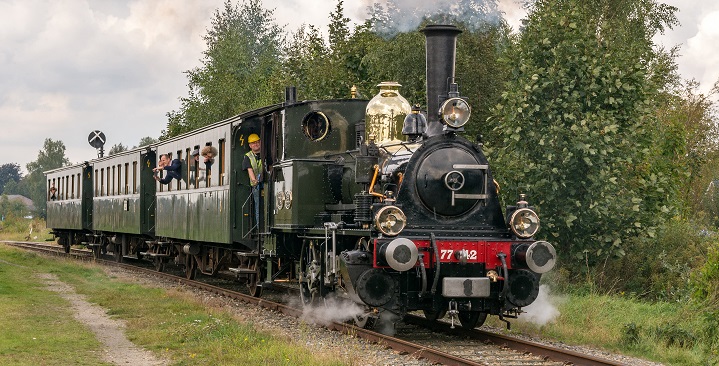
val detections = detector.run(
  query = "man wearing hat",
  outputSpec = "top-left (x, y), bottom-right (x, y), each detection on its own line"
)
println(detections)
top-left (242, 134), bottom-right (262, 226)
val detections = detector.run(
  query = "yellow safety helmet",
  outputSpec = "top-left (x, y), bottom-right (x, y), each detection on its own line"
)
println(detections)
top-left (248, 134), bottom-right (260, 143)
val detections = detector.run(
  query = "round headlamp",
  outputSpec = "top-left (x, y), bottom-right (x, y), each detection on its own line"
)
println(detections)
top-left (439, 97), bottom-right (471, 128)
top-left (509, 208), bottom-right (540, 238)
top-left (374, 205), bottom-right (407, 236)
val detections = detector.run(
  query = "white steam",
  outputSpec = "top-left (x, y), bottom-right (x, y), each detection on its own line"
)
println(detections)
top-left (360, 0), bottom-right (504, 36)
top-left (286, 295), bottom-right (366, 327)
top-left (518, 284), bottom-right (564, 326)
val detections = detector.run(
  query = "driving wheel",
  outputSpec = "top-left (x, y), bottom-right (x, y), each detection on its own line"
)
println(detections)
top-left (299, 240), bottom-right (323, 306)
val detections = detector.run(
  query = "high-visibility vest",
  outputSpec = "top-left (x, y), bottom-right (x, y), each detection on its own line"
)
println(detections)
top-left (245, 151), bottom-right (262, 186)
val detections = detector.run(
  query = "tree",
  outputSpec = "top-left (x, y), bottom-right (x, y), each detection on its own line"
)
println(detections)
top-left (0, 194), bottom-right (29, 221)
top-left (108, 143), bottom-right (128, 156)
top-left (164, 0), bottom-right (285, 138)
top-left (25, 139), bottom-right (70, 218)
top-left (490, 0), bottom-right (679, 265)
top-left (0, 163), bottom-right (22, 195)
top-left (136, 136), bottom-right (157, 148)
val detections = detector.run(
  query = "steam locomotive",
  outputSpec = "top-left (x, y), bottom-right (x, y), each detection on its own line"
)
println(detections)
top-left (45, 24), bottom-right (556, 330)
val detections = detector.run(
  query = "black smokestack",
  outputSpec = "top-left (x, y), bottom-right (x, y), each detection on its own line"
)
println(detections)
top-left (420, 24), bottom-right (462, 137)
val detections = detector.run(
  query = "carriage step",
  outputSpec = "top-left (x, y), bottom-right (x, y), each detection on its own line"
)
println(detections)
top-left (85, 243), bottom-right (101, 247)
top-left (228, 267), bottom-right (257, 274)
top-left (145, 241), bottom-right (172, 246)
top-left (234, 252), bottom-right (259, 258)
top-left (139, 252), bottom-right (171, 258)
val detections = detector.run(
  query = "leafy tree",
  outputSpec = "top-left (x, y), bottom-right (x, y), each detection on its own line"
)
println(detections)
top-left (0, 163), bottom-right (22, 195)
top-left (108, 143), bottom-right (128, 156)
top-left (490, 0), bottom-right (679, 265)
top-left (663, 80), bottom-right (719, 219)
top-left (136, 136), bottom-right (157, 148)
top-left (164, 0), bottom-right (285, 138)
top-left (1, 179), bottom-right (27, 197)
top-left (281, 1), bottom-right (373, 101)
top-left (0, 194), bottom-right (29, 221)
top-left (24, 139), bottom-right (70, 218)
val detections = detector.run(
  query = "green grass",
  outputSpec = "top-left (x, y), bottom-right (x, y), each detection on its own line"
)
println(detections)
top-left (485, 287), bottom-right (712, 365)
top-left (0, 244), bottom-right (348, 366)
top-left (0, 218), bottom-right (52, 242)
top-left (0, 249), bottom-right (108, 365)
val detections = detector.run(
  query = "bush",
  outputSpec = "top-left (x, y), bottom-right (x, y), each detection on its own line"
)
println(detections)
top-left (691, 240), bottom-right (719, 359)
top-left (595, 217), bottom-right (708, 302)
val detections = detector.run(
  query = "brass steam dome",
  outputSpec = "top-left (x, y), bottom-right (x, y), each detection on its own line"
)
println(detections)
top-left (365, 81), bottom-right (412, 146)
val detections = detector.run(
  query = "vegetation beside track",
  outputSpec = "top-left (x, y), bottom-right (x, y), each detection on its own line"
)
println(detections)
top-left (0, 244), bottom-right (349, 366)
top-left (486, 279), bottom-right (711, 365)
top-left (0, 246), bottom-right (107, 365)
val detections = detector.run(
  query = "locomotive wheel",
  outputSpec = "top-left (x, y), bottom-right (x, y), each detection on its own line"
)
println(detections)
top-left (299, 241), bottom-right (323, 306)
top-left (247, 257), bottom-right (264, 298)
top-left (185, 256), bottom-right (196, 280)
top-left (458, 311), bottom-right (487, 329)
top-left (423, 309), bottom-right (447, 321)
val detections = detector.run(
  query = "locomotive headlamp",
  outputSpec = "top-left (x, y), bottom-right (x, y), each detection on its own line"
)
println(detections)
top-left (509, 208), bottom-right (540, 238)
top-left (374, 205), bottom-right (407, 236)
top-left (439, 97), bottom-right (471, 128)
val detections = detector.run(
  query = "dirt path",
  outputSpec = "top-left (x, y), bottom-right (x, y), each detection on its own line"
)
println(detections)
top-left (37, 273), bottom-right (167, 366)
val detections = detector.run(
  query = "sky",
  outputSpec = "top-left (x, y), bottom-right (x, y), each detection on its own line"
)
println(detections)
top-left (0, 0), bottom-right (717, 175)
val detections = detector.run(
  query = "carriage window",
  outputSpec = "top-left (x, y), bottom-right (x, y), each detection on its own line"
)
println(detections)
top-left (219, 139), bottom-right (226, 185)
top-left (77, 173), bottom-right (81, 198)
top-left (132, 161), bottom-right (137, 194)
top-left (187, 145), bottom-right (201, 188)
top-left (117, 164), bottom-right (122, 195)
top-left (205, 143), bottom-right (213, 187)
top-left (176, 150), bottom-right (183, 191)
top-left (95, 170), bottom-right (99, 196)
top-left (184, 148), bottom-right (193, 189)
top-left (71, 175), bottom-right (75, 199)
top-left (124, 163), bottom-right (129, 194)
top-left (302, 111), bottom-right (331, 141)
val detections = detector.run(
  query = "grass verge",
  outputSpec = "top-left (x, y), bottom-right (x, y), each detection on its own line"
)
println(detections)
top-left (0, 244), bottom-right (347, 366)
top-left (485, 285), bottom-right (711, 365)
top-left (0, 248), bottom-right (108, 365)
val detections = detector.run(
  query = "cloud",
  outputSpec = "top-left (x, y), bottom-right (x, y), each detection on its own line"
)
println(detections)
top-left (0, 0), bottom-right (217, 172)
top-left (683, 11), bottom-right (719, 92)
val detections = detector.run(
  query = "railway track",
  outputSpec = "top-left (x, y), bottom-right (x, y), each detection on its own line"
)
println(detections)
top-left (3, 240), bottom-right (632, 366)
